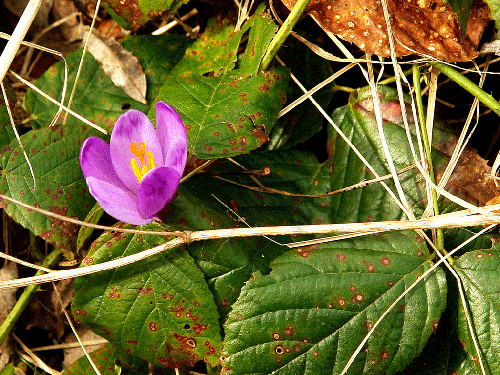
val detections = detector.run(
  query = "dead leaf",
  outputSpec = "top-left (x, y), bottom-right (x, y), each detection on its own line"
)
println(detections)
top-left (280, 0), bottom-right (490, 61)
top-left (437, 147), bottom-right (500, 206)
top-left (0, 262), bottom-right (18, 369)
top-left (83, 27), bottom-right (147, 104)
top-left (62, 328), bottom-right (104, 369)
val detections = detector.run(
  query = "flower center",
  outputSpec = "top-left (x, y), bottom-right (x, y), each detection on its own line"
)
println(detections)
top-left (130, 141), bottom-right (156, 182)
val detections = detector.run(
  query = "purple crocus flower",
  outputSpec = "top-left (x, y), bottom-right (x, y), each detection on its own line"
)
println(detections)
top-left (79, 101), bottom-right (187, 225)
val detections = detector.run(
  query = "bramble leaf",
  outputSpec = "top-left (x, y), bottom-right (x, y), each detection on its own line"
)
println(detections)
top-left (152, 6), bottom-right (289, 159)
top-left (0, 125), bottom-right (99, 257)
top-left (222, 232), bottom-right (447, 375)
top-left (72, 222), bottom-right (222, 368)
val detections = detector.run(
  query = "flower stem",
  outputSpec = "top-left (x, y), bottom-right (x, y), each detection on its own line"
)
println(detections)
top-left (259, 0), bottom-right (311, 72)
top-left (430, 62), bottom-right (500, 116)
top-left (413, 65), bottom-right (446, 257)
top-left (0, 248), bottom-right (62, 346)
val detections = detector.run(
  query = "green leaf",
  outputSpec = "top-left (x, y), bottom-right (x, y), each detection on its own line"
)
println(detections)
top-left (267, 37), bottom-right (334, 149)
top-left (120, 35), bottom-right (192, 103)
top-left (483, 0), bottom-right (500, 32)
top-left (0, 364), bottom-right (14, 375)
top-left (24, 49), bottom-right (148, 130)
top-left (152, 6), bottom-right (289, 159)
top-left (222, 232), bottom-right (447, 375)
top-left (167, 150), bottom-right (336, 316)
top-left (63, 343), bottom-right (149, 375)
top-left (0, 125), bottom-right (99, 257)
top-left (454, 248), bottom-right (500, 374)
top-left (328, 85), bottom-right (455, 223)
top-left (72, 222), bottom-right (222, 368)
top-left (0, 83), bottom-right (17, 152)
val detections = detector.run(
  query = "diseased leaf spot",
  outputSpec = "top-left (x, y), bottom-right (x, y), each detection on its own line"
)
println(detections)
top-left (381, 351), bottom-right (389, 360)
top-left (184, 324), bottom-right (191, 330)
top-left (149, 322), bottom-right (157, 331)
top-left (284, 326), bottom-right (293, 336)
top-left (380, 257), bottom-right (391, 265)
top-left (475, 253), bottom-right (484, 259)
top-left (313, 351), bottom-right (319, 357)
top-left (275, 345), bottom-right (285, 355)
top-left (126, 340), bottom-right (138, 344)
top-left (387, 280), bottom-right (394, 287)
top-left (103, 328), bottom-right (110, 334)
top-left (293, 345), bottom-right (301, 352)
top-left (138, 286), bottom-right (153, 295)
top-left (352, 294), bottom-right (364, 303)
top-left (338, 298), bottom-right (346, 306)
top-left (350, 285), bottom-right (357, 291)
top-left (272, 332), bottom-right (281, 340)
top-left (121, 103), bottom-right (131, 110)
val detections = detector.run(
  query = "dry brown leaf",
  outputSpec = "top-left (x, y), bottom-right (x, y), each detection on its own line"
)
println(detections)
top-left (280, 0), bottom-right (490, 61)
top-left (83, 27), bottom-right (147, 104)
top-left (0, 262), bottom-right (18, 369)
top-left (62, 328), bottom-right (104, 369)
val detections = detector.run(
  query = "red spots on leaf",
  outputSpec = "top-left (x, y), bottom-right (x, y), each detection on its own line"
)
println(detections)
top-left (204, 145), bottom-right (214, 152)
top-left (127, 340), bottom-right (138, 344)
top-left (338, 298), bottom-right (346, 307)
top-left (213, 131), bottom-right (220, 137)
top-left (285, 326), bottom-right (294, 336)
top-left (366, 321), bottom-right (374, 329)
top-left (336, 252), bottom-right (346, 261)
top-left (236, 314), bottom-right (243, 320)
top-left (108, 287), bottom-right (121, 298)
top-left (416, 235), bottom-right (423, 243)
top-left (126, 348), bottom-right (132, 353)
top-left (273, 74), bottom-right (280, 80)
top-left (19, 190), bottom-right (25, 196)
top-left (315, 218), bottom-right (323, 224)
top-left (350, 285), bottom-right (357, 292)
top-left (313, 351), bottom-right (319, 357)
top-left (251, 128), bottom-right (269, 145)
top-left (488, 252), bottom-right (493, 257)
top-left (103, 328), bottom-right (110, 335)
top-left (231, 147), bottom-right (245, 152)
top-left (185, 124), bottom-right (192, 131)
top-left (297, 244), bottom-right (318, 257)
top-left (30, 148), bottom-right (36, 155)
top-left (475, 253), bottom-right (484, 259)
top-left (387, 280), bottom-right (395, 287)
top-left (226, 123), bottom-right (237, 132)
top-left (221, 300), bottom-right (229, 307)
top-left (194, 300), bottom-right (200, 306)
top-left (74, 309), bottom-right (87, 316)
top-left (173, 333), bottom-right (197, 348)
top-left (239, 137), bottom-right (247, 145)
top-left (229, 139), bottom-right (237, 145)
top-left (352, 294), bottom-right (365, 303)
top-left (380, 257), bottom-right (391, 265)
top-left (138, 286), bottom-right (153, 295)
top-left (381, 351), bottom-right (389, 360)
top-left (157, 357), bottom-right (176, 367)
top-left (193, 323), bottom-right (207, 334)
top-left (149, 322), bottom-right (157, 331)
top-left (416, 251), bottom-right (425, 257)
top-left (272, 332), bottom-right (281, 340)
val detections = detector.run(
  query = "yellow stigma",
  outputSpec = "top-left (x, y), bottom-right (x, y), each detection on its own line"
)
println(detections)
top-left (130, 142), bottom-right (156, 182)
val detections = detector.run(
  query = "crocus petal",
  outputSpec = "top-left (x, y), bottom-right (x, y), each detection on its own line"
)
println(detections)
top-left (136, 167), bottom-right (181, 219)
top-left (155, 102), bottom-right (187, 176)
top-left (110, 110), bottom-right (164, 194)
top-left (86, 176), bottom-right (153, 225)
top-left (80, 137), bottom-right (128, 190)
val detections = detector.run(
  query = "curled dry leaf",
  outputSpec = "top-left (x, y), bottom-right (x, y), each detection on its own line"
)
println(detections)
top-left (0, 262), bottom-right (18, 369)
top-left (280, 0), bottom-right (490, 61)
top-left (83, 27), bottom-right (147, 104)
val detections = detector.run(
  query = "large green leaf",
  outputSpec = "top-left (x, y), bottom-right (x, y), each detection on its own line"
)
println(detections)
top-left (24, 50), bottom-right (148, 130)
top-left (63, 343), bottom-right (149, 375)
top-left (222, 232), bottom-right (447, 375)
top-left (454, 247), bottom-right (500, 375)
top-left (329, 85), bottom-right (456, 223)
top-left (152, 6), bottom-right (289, 159)
top-left (0, 125), bottom-right (99, 256)
top-left (72, 222), bottom-right (222, 368)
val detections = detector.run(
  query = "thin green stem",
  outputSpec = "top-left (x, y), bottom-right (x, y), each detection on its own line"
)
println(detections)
top-left (431, 62), bottom-right (500, 116)
top-left (0, 248), bottom-right (62, 345)
top-left (332, 85), bottom-right (355, 93)
top-left (378, 67), bottom-right (413, 85)
top-left (413, 65), bottom-right (446, 257)
top-left (259, 0), bottom-right (311, 72)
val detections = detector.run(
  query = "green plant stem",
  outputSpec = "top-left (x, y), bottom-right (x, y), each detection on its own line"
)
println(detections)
top-left (412, 65), bottom-right (446, 256)
top-left (332, 85), bottom-right (355, 93)
top-left (0, 248), bottom-right (62, 346)
top-left (378, 67), bottom-right (413, 85)
top-left (430, 62), bottom-right (500, 116)
top-left (259, 0), bottom-right (311, 72)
